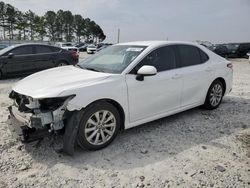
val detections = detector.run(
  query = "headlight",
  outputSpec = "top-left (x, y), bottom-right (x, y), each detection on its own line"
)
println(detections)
top-left (39, 95), bottom-right (75, 111)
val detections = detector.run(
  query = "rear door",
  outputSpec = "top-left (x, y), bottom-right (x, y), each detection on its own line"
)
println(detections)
top-left (176, 44), bottom-right (213, 107)
top-left (33, 45), bottom-right (57, 71)
top-left (4, 45), bottom-right (36, 75)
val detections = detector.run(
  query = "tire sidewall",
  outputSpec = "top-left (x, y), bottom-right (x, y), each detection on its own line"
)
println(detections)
top-left (77, 102), bottom-right (121, 150)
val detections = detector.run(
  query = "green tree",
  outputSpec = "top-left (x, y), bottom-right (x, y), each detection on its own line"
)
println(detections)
top-left (0, 1), bottom-right (7, 39)
top-left (33, 15), bottom-right (46, 41)
top-left (62, 10), bottom-right (74, 42)
top-left (74, 14), bottom-right (85, 43)
top-left (44, 10), bottom-right (57, 41)
top-left (25, 10), bottom-right (36, 40)
top-left (5, 3), bottom-right (17, 39)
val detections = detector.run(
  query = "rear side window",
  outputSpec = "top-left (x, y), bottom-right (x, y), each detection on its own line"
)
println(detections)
top-left (177, 45), bottom-right (201, 67)
top-left (199, 49), bottom-right (209, 63)
top-left (35, 45), bottom-right (53, 54)
top-left (50, 46), bottom-right (61, 52)
top-left (133, 46), bottom-right (176, 73)
top-left (10, 46), bottom-right (33, 55)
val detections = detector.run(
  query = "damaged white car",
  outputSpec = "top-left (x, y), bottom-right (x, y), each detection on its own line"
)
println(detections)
top-left (7, 41), bottom-right (233, 155)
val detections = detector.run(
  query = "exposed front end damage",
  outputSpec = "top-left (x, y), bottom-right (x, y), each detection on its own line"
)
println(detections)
top-left (7, 91), bottom-right (75, 142)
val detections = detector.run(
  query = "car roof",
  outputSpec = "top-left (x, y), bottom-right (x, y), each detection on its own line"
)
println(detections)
top-left (10, 43), bottom-right (55, 48)
top-left (115, 40), bottom-right (200, 48)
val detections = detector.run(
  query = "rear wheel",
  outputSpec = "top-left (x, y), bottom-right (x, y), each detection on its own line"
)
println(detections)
top-left (0, 71), bottom-right (2, 79)
top-left (203, 80), bottom-right (224, 110)
top-left (77, 102), bottom-right (121, 150)
top-left (56, 61), bottom-right (68, 67)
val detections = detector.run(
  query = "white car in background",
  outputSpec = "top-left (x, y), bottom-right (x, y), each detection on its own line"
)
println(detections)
top-left (7, 41), bottom-right (233, 155)
top-left (247, 50), bottom-right (250, 62)
top-left (86, 44), bottom-right (98, 54)
top-left (55, 42), bottom-right (79, 52)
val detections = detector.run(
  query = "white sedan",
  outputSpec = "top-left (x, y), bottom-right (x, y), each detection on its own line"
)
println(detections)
top-left (8, 41), bottom-right (233, 154)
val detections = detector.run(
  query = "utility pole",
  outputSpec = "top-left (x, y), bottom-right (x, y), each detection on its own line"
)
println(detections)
top-left (117, 28), bottom-right (120, 43)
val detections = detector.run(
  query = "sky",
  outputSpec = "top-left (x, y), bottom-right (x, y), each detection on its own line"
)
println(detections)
top-left (3, 0), bottom-right (250, 43)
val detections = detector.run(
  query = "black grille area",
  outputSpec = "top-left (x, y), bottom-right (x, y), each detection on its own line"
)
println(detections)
top-left (9, 91), bottom-right (32, 113)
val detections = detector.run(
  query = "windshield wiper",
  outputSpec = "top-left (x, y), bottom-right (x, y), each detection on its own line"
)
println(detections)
top-left (85, 67), bottom-right (101, 72)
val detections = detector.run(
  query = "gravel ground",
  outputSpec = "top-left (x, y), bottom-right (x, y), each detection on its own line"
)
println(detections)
top-left (0, 58), bottom-right (249, 188)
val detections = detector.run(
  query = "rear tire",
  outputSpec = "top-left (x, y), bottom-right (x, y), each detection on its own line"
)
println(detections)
top-left (203, 80), bottom-right (224, 110)
top-left (56, 61), bottom-right (68, 67)
top-left (77, 101), bottom-right (121, 150)
top-left (0, 71), bottom-right (2, 79)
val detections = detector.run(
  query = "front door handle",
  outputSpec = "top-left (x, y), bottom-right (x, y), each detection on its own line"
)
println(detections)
top-left (172, 74), bottom-right (182, 79)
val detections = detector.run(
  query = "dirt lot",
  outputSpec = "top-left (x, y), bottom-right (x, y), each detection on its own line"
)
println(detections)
top-left (0, 58), bottom-right (249, 188)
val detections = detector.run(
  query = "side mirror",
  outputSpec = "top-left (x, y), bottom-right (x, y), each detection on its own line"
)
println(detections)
top-left (7, 53), bottom-right (14, 58)
top-left (136, 65), bottom-right (157, 81)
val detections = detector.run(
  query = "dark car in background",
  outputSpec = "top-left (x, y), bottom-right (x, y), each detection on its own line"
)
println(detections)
top-left (235, 43), bottom-right (250, 58)
top-left (0, 44), bottom-right (78, 79)
top-left (211, 44), bottom-right (228, 58)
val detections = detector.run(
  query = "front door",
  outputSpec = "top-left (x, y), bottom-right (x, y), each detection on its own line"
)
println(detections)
top-left (3, 45), bottom-right (36, 75)
top-left (125, 45), bottom-right (182, 122)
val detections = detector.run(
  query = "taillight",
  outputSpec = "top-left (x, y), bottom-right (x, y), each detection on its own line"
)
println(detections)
top-left (227, 63), bottom-right (233, 69)
top-left (70, 51), bottom-right (79, 59)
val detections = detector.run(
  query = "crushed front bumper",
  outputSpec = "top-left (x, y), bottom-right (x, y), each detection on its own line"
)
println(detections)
top-left (7, 106), bottom-right (51, 142)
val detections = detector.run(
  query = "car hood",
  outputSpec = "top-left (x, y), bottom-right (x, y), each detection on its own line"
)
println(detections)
top-left (12, 66), bottom-right (111, 99)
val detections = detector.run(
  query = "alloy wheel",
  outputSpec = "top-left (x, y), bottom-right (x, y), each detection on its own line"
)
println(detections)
top-left (210, 83), bottom-right (223, 107)
top-left (84, 110), bottom-right (116, 145)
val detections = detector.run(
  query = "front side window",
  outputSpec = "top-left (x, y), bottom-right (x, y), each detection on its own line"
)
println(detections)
top-left (10, 46), bottom-right (33, 55)
top-left (131, 46), bottom-right (176, 73)
top-left (78, 45), bottom-right (147, 74)
top-left (177, 45), bottom-right (201, 67)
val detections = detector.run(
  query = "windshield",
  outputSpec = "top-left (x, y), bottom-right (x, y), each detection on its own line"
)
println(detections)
top-left (62, 43), bottom-right (73, 47)
top-left (0, 45), bottom-right (15, 55)
top-left (78, 45), bottom-right (147, 74)
top-left (88, 45), bottom-right (96, 48)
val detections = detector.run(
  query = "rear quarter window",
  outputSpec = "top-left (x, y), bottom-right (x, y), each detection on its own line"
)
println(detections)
top-left (177, 45), bottom-right (208, 67)
top-left (199, 49), bottom-right (209, 63)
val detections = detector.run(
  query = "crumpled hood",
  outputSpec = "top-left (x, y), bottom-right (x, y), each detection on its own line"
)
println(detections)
top-left (12, 65), bottom-right (111, 99)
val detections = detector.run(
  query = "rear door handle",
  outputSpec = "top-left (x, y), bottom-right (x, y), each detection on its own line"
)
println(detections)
top-left (172, 74), bottom-right (182, 79)
top-left (205, 67), bottom-right (212, 72)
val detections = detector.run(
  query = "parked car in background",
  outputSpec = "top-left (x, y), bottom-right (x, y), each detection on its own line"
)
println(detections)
top-left (7, 41), bottom-right (233, 155)
top-left (235, 43), bottom-right (250, 58)
top-left (0, 44), bottom-right (78, 79)
top-left (224, 43), bottom-right (250, 58)
top-left (55, 42), bottom-right (79, 52)
top-left (0, 44), bottom-right (9, 50)
top-left (247, 50), bottom-right (250, 62)
top-left (87, 44), bottom-right (98, 54)
top-left (211, 44), bottom-right (228, 58)
top-left (75, 43), bottom-right (88, 52)
top-left (225, 43), bottom-right (239, 58)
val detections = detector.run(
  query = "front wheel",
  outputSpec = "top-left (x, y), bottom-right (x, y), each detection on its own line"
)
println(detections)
top-left (77, 102), bottom-right (121, 150)
top-left (203, 80), bottom-right (224, 110)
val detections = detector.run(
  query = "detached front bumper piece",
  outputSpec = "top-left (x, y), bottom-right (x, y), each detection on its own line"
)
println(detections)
top-left (7, 106), bottom-right (51, 142)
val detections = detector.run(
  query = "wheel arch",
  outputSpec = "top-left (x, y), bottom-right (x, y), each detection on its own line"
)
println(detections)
top-left (83, 98), bottom-right (126, 130)
top-left (214, 77), bottom-right (226, 95)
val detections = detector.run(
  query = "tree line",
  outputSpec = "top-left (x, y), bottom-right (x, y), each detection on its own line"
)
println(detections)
top-left (0, 1), bottom-right (106, 43)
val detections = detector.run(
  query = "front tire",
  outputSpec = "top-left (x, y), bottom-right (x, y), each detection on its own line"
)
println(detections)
top-left (77, 102), bottom-right (121, 150)
top-left (203, 80), bottom-right (224, 110)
